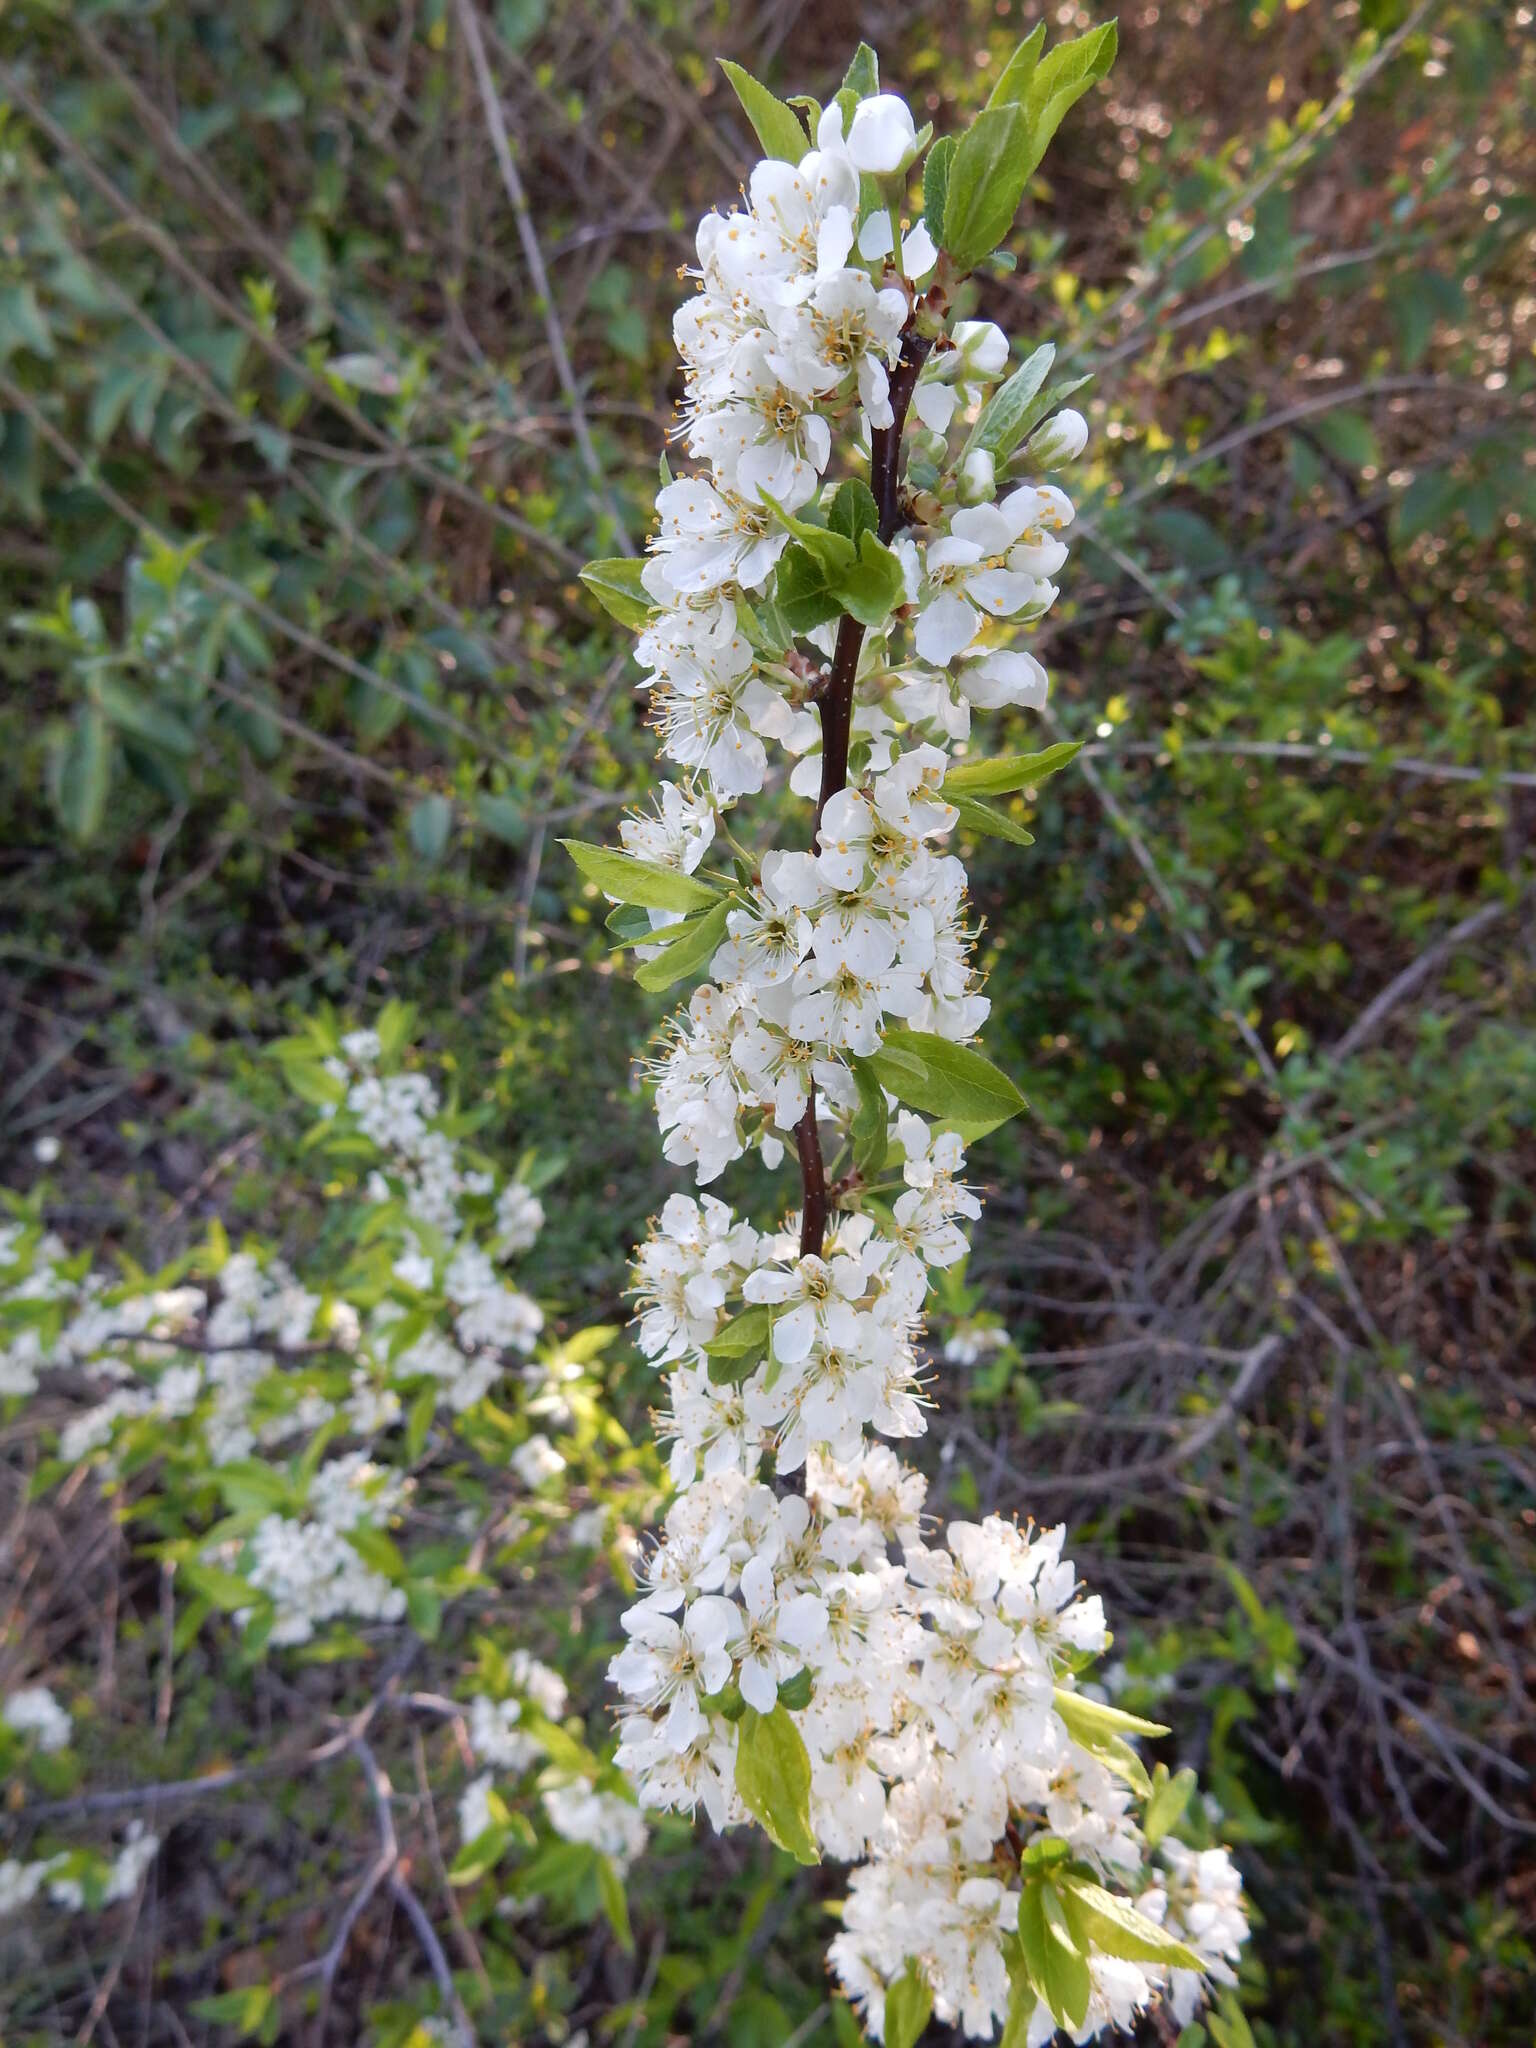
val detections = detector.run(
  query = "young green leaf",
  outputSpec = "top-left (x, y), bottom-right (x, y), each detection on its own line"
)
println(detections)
top-left (834, 530), bottom-right (907, 627)
top-left (718, 60), bottom-right (810, 164)
top-left (632, 899), bottom-right (732, 992)
top-left (848, 1053), bottom-right (891, 1181)
top-left (734, 1704), bottom-right (819, 1865)
top-left (960, 343), bottom-right (1055, 462)
top-left (1019, 21), bottom-right (1118, 172)
top-left (884, 1960), bottom-right (934, 2048)
top-left (49, 709), bottom-right (113, 844)
top-left (704, 1304), bottom-right (775, 1385)
top-left (941, 104), bottom-right (1031, 271)
top-left (840, 43), bottom-right (879, 101)
top-left (1059, 1874), bottom-right (1206, 1971)
top-left (1053, 1685), bottom-right (1170, 1747)
top-left (773, 542), bottom-right (846, 633)
top-left (1018, 1877), bottom-right (1091, 2029)
top-left (867, 1030), bottom-right (1027, 1136)
top-left (950, 795), bottom-right (1036, 846)
top-left (922, 135), bottom-right (956, 242)
top-left (1143, 1761), bottom-right (1198, 1848)
top-left (579, 556), bottom-right (653, 629)
top-left (561, 840), bottom-right (720, 913)
top-left (595, 1852), bottom-right (635, 1954)
top-left (828, 478), bottom-right (880, 546)
top-left (941, 739), bottom-right (1083, 798)
top-left (987, 23), bottom-right (1047, 107)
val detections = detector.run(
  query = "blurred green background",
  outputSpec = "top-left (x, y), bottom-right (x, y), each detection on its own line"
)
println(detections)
top-left (1, 1), bottom-right (1532, 2043)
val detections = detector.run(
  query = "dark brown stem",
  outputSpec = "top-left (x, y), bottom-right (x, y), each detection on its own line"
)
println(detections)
top-left (797, 325), bottom-right (934, 1259)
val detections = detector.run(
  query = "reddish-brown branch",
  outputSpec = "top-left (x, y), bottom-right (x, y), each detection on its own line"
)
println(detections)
top-left (798, 323), bottom-right (934, 1258)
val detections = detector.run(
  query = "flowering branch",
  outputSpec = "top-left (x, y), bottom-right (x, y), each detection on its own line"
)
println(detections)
top-left (570, 34), bottom-right (1253, 2045)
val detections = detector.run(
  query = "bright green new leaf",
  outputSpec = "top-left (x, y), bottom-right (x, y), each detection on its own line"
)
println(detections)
top-left (633, 898), bottom-right (732, 992)
top-left (579, 556), bottom-right (653, 630)
top-left (1021, 23), bottom-right (1119, 175)
top-left (1144, 1762), bottom-right (1198, 1848)
top-left (561, 839), bottom-right (720, 913)
top-left (1053, 1684), bottom-right (1170, 1746)
top-left (961, 343), bottom-right (1055, 462)
top-left (987, 23), bottom-right (1047, 107)
top-left (922, 135), bottom-right (956, 242)
top-left (1060, 1874), bottom-right (1206, 1971)
top-left (828, 478), bottom-right (879, 546)
top-left (718, 59), bottom-right (810, 163)
top-left (942, 739), bottom-right (1083, 798)
top-left (1018, 1877), bottom-right (1091, 2029)
top-left (734, 1703), bottom-right (819, 1864)
top-left (595, 1852), bottom-right (635, 1954)
top-left (705, 1303), bottom-right (775, 1385)
top-left (835, 530), bottom-right (907, 627)
top-left (941, 103), bottom-right (1032, 271)
top-left (773, 542), bottom-right (845, 633)
top-left (777, 1665), bottom-right (814, 1711)
top-left (867, 1030), bottom-right (1027, 1136)
top-left (951, 795), bottom-right (1035, 846)
top-left (840, 43), bottom-right (879, 101)
top-left (848, 1053), bottom-right (890, 1181)
top-left (884, 1960), bottom-right (934, 2048)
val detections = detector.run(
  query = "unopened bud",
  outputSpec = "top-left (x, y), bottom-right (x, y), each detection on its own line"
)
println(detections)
top-left (957, 449), bottom-right (996, 504)
top-left (952, 320), bottom-right (1009, 379)
top-left (1026, 407), bottom-right (1089, 468)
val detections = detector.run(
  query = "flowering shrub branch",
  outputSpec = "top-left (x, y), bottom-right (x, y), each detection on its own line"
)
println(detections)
top-left (572, 33), bottom-right (1254, 2045)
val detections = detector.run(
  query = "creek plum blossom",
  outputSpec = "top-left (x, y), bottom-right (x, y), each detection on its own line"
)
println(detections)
top-left (583, 38), bottom-right (1250, 2045)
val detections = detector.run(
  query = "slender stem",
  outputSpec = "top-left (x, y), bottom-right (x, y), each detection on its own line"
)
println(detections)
top-left (798, 323), bottom-right (933, 1258)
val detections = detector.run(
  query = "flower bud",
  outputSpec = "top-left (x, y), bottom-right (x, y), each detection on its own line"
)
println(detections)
top-left (1026, 407), bottom-right (1089, 468)
top-left (952, 320), bottom-right (1009, 379)
top-left (846, 93), bottom-right (920, 176)
top-left (957, 449), bottom-right (997, 504)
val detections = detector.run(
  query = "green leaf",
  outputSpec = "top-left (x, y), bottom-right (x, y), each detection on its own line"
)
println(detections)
top-left (408, 794), bottom-right (452, 863)
top-left (987, 23), bottom-right (1047, 106)
top-left (1206, 1990), bottom-right (1257, 2048)
top-left (828, 478), bottom-right (879, 546)
top-left (840, 531), bottom-right (906, 627)
top-left (182, 1562), bottom-right (257, 1613)
top-left (1019, 21), bottom-right (1118, 169)
top-left (561, 840), bottom-right (719, 913)
top-left (190, 1986), bottom-right (276, 2041)
top-left (0, 282), bottom-right (55, 362)
top-left (346, 1524), bottom-right (407, 1583)
top-left (840, 43), bottom-right (880, 100)
top-left (595, 1852), bottom-right (635, 1953)
top-left (705, 1304), bottom-right (774, 1385)
top-left (941, 104), bottom-right (1032, 270)
top-left (579, 557), bottom-right (653, 630)
top-left (449, 1820), bottom-right (512, 1885)
top-left (773, 543), bottom-right (845, 633)
top-left (1059, 1874), bottom-right (1206, 1970)
top-left (475, 789), bottom-right (527, 846)
top-left (734, 1704), bottom-right (819, 1865)
top-left (866, 1030), bottom-right (1027, 1138)
top-left (633, 898), bottom-right (732, 992)
top-left (951, 795), bottom-right (1035, 846)
top-left (405, 1384), bottom-right (436, 1463)
top-left (718, 59), bottom-right (810, 164)
top-left (848, 1053), bottom-right (890, 1181)
top-left (962, 343), bottom-right (1055, 462)
top-left (1308, 408), bottom-right (1381, 474)
top-left (48, 710), bottom-right (113, 843)
top-left (884, 1960), bottom-right (934, 2048)
top-left (777, 1666), bottom-right (814, 1711)
top-left (1053, 1685), bottom-right (1170, 1747)
top-left (942, 739), bottom-right (1082, 797)
top-left (1144, 1762), bottom-right (1198, 1848)
top-left (922, 136), bottom-right (956, 242)
top-left (93, 679), bottom-right (196, 757)
top-left (1018, 1878), bottom-right (1091, 2029)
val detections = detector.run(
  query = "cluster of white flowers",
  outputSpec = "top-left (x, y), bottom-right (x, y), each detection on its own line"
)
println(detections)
top-left (1, 1025), bottom-right (557, 1648)
top-left (587, 46), bottom-right (1249, 2044)
top-left (3, 1683), bottom-right (72, 1753)
top-left (0, 1821), bottom-right (159, 1920)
